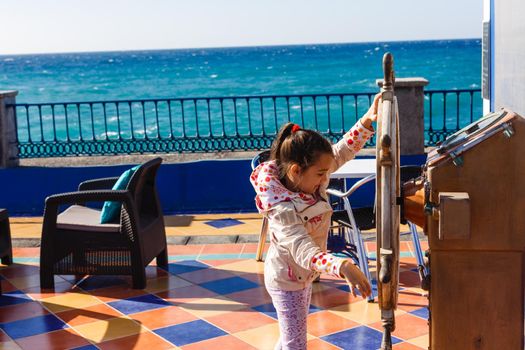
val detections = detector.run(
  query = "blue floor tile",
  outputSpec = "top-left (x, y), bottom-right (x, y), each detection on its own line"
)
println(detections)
top-left (410, 307), bottom-right (429, 320)
top-left (0, 290), bottom-right (33, 307)
top-left (71, 345), bottom-right (99, 350)
top-left (154, 319), bottom-right (227, 346)
top-left (204, 218), bottom-right (244, 229)
top-left (199, 276), bottom-right (258, 295)
top-left (59, 275), bottom-right (81, 284)
top-left (253, 303), bottom-right (278, 319)
top-left (197, 253), bottom-right (241, 260)
top-left (11, 257), bottom-right (40, 264)
top-left (0, 314), bottom-right (67, 339)
top-left (166, 260), bottom-right (210, 275)
top-left (77, 275), bottom-right (128, 291)
top-left (322, 325), bottom-right (402, 349)
top-left (167, 255), bottom-right (199, 261)
top-left (253, 302), bottom-right (322, 320)
top-left (308, 304), bottom-right (323, 314)
top-left (108, 294), bottom-right (171, 314)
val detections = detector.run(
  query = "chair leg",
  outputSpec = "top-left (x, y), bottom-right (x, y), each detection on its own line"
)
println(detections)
top-left (0, 216), bottom-right (12, 265)
top-left (352, 226), bottom-right (374, 302)
top-left (39, 243), bottom-right (55, 289)
top-left (255, 217), bottom-right (268, 262)
top-left (342, 198), bottom-right (374, 301)
top-left (409, 222), bottom-right (428, 277)
top-left (40, 270), bottom-right (55, 289)
top-left (156, 248), bottom-right (169, 268)
top-left (132, 268), bottom-right (147, 289)
top-left (1, 254), bottom-right (12, 266)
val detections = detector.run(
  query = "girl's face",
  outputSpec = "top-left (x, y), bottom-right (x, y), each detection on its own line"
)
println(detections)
top-left (291, 152), bottom-right (334, 194)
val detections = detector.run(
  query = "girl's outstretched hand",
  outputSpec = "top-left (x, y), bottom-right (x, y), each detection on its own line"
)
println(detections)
top-left (340, 260), bottom-right (372, 298)
top-left (360, 93), bottom-right (382, 131)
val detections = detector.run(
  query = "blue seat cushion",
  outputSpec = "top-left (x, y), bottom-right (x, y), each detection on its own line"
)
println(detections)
top-left (100, 165), bottom-right (140, 224)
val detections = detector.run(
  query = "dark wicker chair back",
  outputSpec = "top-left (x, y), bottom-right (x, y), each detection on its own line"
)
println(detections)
top-left (40, 157), bottom-right (168, 289)
top-left (126, 158), bottom-right (163, 226)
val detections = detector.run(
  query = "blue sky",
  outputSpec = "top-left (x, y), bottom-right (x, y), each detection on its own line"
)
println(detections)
top-left (1, 0), bottom-right (482, 55)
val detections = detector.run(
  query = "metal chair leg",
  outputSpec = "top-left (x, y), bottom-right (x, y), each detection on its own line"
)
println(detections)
top-left (409, 222), bottom-right (428, 276)
top-left (255, 217), bottom-right (268, 262)
top-left (354, 226), bottom-right (374, 302)
top-left (408, 222), bottom-right (430, 290)
top-left (343, 198), bottom-right (374, 302)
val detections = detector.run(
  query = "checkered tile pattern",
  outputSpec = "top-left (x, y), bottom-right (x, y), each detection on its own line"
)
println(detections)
top-left (0, 242), bottom-right (429, 349)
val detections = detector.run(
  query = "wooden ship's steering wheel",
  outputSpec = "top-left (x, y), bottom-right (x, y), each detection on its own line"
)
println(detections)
top-left (375, 52), bottom-right (401, 350)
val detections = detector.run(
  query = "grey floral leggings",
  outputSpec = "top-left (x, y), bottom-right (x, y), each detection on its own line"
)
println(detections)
top-left (267, 284), bottom-right (313, 350)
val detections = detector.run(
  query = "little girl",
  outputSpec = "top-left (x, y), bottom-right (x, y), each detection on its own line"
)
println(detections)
top-left (250, 94), bottom-right (380, 349)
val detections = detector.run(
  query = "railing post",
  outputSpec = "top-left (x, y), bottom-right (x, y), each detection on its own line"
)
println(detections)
top-left (376, 78), bottom-right (428, 155)
top-left (0, 90), bottom-right (19, 168)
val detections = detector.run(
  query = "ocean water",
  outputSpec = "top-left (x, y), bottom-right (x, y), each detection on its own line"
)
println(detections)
top-left (0, 40), bottom-right (482, 152)
top-left (0, 39), bottom-right (481, 103)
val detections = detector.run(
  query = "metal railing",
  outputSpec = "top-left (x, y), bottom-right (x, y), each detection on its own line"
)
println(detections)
top-left (8, 89), bottom-right (482, 158)
top-left (424, 89), bottom-right (483, 145)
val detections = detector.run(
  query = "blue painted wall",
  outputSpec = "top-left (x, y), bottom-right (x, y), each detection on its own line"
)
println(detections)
top-left (0, 155), bottom-right (426, 216)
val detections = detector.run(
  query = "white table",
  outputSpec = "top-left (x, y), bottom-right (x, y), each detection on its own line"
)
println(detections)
top-left (331, 158), bottom-right (376, 179)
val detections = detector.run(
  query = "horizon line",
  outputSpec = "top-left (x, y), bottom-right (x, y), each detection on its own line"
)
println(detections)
top-left (1, 37), bottom-right (481, 57)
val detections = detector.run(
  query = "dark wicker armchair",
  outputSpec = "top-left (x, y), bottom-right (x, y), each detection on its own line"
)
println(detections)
top-left (40, 157), bottom-right (168, 289)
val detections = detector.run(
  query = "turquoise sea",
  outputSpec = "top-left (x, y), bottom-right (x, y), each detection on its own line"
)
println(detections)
top-left (0, 39), bottom-right (481, 103)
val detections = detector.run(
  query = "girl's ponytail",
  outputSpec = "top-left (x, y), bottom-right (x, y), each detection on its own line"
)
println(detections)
top-left (270, 122), bottom-right (295, 163)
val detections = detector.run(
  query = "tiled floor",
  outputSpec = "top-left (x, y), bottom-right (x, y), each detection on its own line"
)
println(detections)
top-left (7, 214), bottom-right (265, 239)
top-left (8, 214), bottom-right (416, 240)
top-left (0, 239), bottom-right (430, 350)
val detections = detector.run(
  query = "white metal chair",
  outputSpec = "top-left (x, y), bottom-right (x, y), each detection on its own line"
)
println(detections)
top-left (327, 165), bottom-right (428, 301)
top-left (251, 150), bottom-right (271, 261)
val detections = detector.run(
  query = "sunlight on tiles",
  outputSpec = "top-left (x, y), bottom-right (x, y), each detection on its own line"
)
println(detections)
top-left (73, 316), bottom-right (147, 343)
top-left (0, 242), bottom-right (429, 349)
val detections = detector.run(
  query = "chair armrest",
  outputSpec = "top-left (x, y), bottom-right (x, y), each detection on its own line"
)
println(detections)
top-left (78, 177), bottom-right (120, 191)
top-left (41, 190), bottom-right (140, 245)
top-left (326, 188), bottom-right (346, 198)
top-left (347, 174), bottom-right (376, 195)
top-left (43, 190), bottom-right (136, 228)
top-left (328, 174), bottom-right (377, 198)
top-left (45, 190), bottom-right (132, 207)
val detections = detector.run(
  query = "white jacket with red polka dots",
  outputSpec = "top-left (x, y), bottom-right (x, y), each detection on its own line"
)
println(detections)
top-left (250, 121), bottom-right (374, 291)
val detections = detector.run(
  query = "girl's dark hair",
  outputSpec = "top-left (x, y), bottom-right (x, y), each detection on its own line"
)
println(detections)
top-left (270, 123), bottom-right (333, 178)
